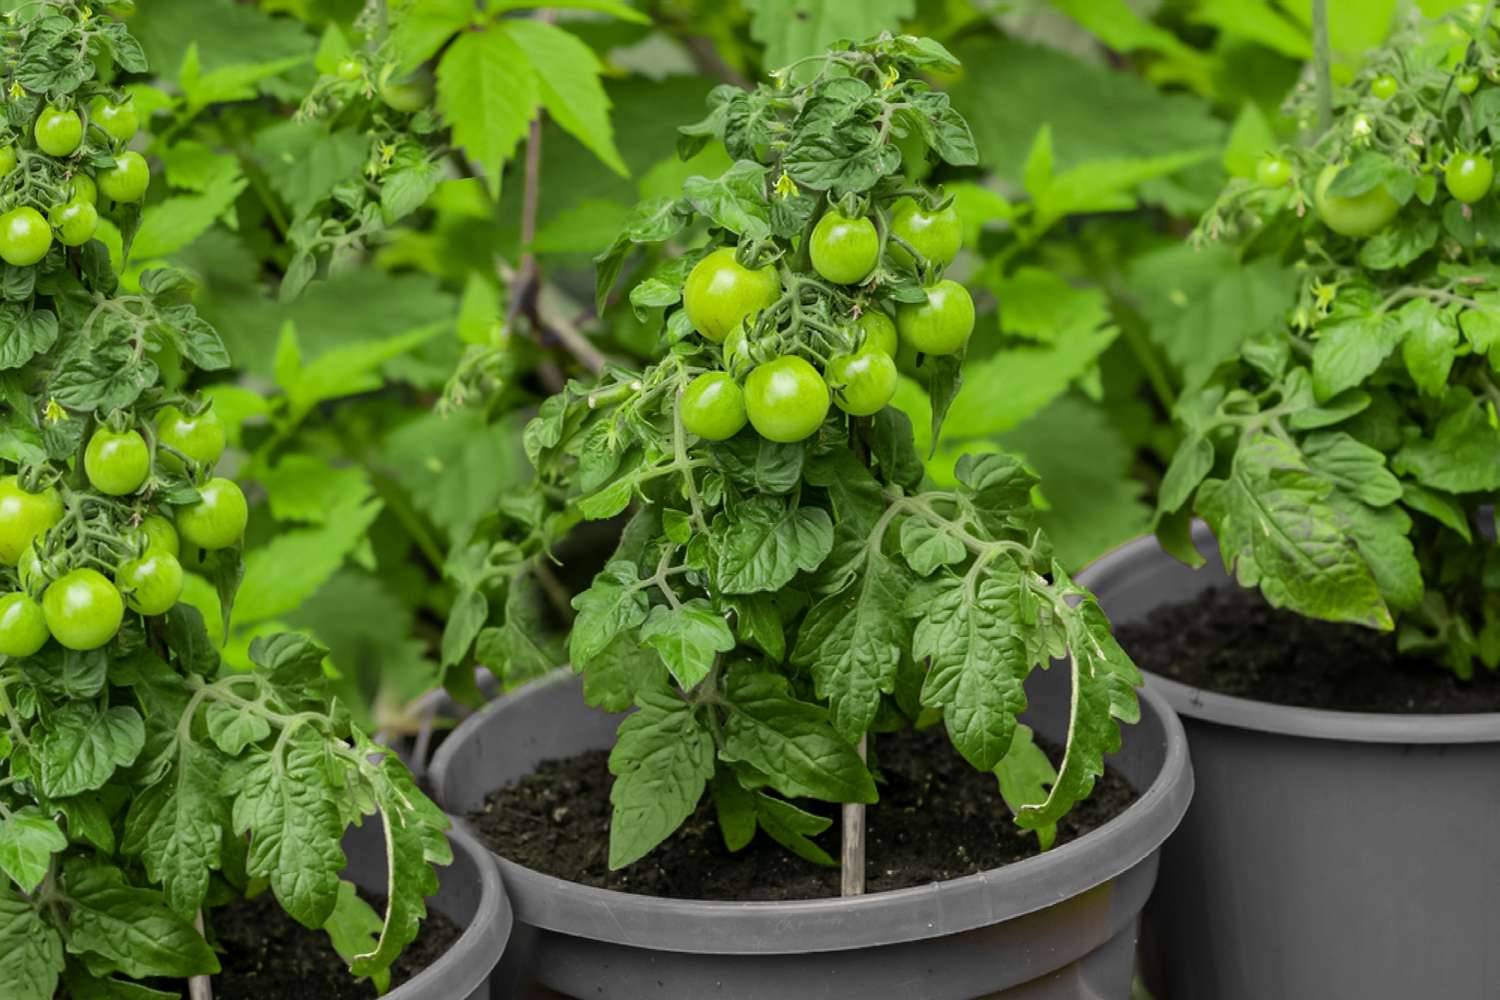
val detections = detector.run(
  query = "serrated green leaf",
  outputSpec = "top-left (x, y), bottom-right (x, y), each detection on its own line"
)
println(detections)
top-left (120, 741), bottom-right (225, 918)
top-left (0, 807), bottom-right (67, 894)
top-left (744, 0), bottom-right (915, 68)
top-left (62, 860), bottom-right (218, 978)
top-left (720, 671), bottom-right (876, 803)
top-left (712, 497), bottom-right (833, 594)
top-left (502, 20), bottom-right (626, 176)
top-left (570, 561), bottom-right (650, 666)
top-left (38, 705), bottom-right (145, 799)
top-left (995, 724), bottom-right (1057, 850)
top-left (436, 26), bottom-right (538, 197)
top-left (638, 599), bottom-right (734, 691)
top-left (0, 884), bottom-right (62, 1000)
top-left (607, 690), bottom-right (714, 869)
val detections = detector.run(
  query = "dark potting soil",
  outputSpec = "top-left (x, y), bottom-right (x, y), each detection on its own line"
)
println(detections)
top-left (470, 723), bottom-right (1137, 901)
top-left (162, 891), bottom-right (463, 1000)
top-left (1114, 584), bottom-right (1500, 714)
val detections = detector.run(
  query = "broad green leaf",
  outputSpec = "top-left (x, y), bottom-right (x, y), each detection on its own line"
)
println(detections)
top-left (744, 0), bottom-right (915, 68)
top-left (234, 498), bottom-right (382, 626)
top-left (570, 561), bottom-right (650, 666)
top-left (1303, 431), bottom-right (1402, 507)
top-left (638, 600), bottom-right (734, 691)
top-left (37, 705), bottom-right (145, 799)
top-left (720, 671), bottom-right (877, 803)
top-left (177, 44), bottom-right (306, 113)
top-left (388, 0), bottom-right (472, 72)
top-left (1030, 148), bottom-right (1211, 232)
top-left (579, 634), bottom-right (669, 713)
top-left (0, 305), bottom-right (59, 370)
top-left (258, 454), bottom-right (373, 526)
top-left (1394, 391), bottom-right (1500, 493)
top-left (203, 699), bottom-right (271, 755)
top-left (436, 26), bottom-right (538, 197)
top-left (994, 724), bottom-right (1057, 850)
top-left (1311, 311), bottom-right (1404, 400)
top-left (0, 884), bottom-right (63, 1000)
top-left (349, 791), bottom-right (442, 984)
top-left (1397, 298), bottom-right (1459, 395)
top-left (607, 690), bottom-right (715, 868)
top-left (130, 172), bottom-right (246, 261)
top-left (323, 882), bottom-right (386, 992)
top-left (1158, 435), bottom-right (1215, 516)
top-left (62, 860), bottom-right (218, 978)
top-left (0, 807), bottom-right (67, 894)
top-left (987, 267), bottom-right (1109, 343)
top-left (712, 498), bottom-right (834, 594)
top-left (274, 322), bottom-right (443, 423)
top-left (502, 20), bottom-right (626, 176)
top-left (1328, 493), bottom-right (1423, 612)
top-left (250, 121), bottom-right (369, 221)
top-left (120, 741), bottom-right (225, 918)
top-left (755, 793), bottom-right (835, 867)
top-left (1402, 482), bottom-right (1472, 540)
top-left (898, 516), bottom-right (967, 576)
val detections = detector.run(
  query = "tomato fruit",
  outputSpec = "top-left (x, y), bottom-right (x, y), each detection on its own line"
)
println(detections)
top-left (682, 247), bottom-right (780, 343)
top-left (0, 208), bottom-right (53, 266)
top-left (887, 197), bottom-right (961, 269)
top-left (43, 569), bottom-right (123, 651)
top-left (115, 551), bottom-right (183, 616)
top-left (156, 405), bottom-right (226, 471)
top-left (744, 356), bottom-right (829, 442)
top-left (1458, 71), bottom-right (1481, 95)
top-left (1445, 152), bottom-right (1494, 203)
top-left (827, 348), bottom-right (898, 416)
top-left (897, 280), bottom-right (975, 355)
top-left (50, 199), bottom-right (98, 247)
top-left (380, 73), bottom-right (433, 112)
top-left (856, 309), bottom-right (899, 357)
top-left (97, 151), bottom-right (149, 202)
top-left (34, 106), bottom-right (83, 157)
top-left (84, 428), bottom-right (149, 496)
top-left (810, 211), bottom-right (879, 285)
top-left (0, 146), bottom-right (15, 178)
top-left (0, 478), bottom-right (62, 566)
top-left (1370, 74), bottom-right (1398, 101)
top-left (1256, 156), bottom-right (1293, 188)
top-left (1314, 163), bottom-right (1400, 237)
top-left (136, 513), bottom-right (179, 560)
top-left (0, 593), bottom-right (49, 657)
top-left (69, 173), bottom-right (98, 205)
top-left (177, 478), bottom-right (247, 550)
top-left (679, 372), bottom-right (748, 441)
top-left (90, 97), bottom-right (138, 144)
top-left (336, 58), bottom-right (363, 81)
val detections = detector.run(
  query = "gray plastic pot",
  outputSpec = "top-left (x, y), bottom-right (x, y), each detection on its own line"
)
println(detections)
top-left (1079, 526), bottom-right (1500, 1000)
top-left (342, 818), bottom-right (512, 1000)
top-left (429, 665), bottom-right (1192, 1000)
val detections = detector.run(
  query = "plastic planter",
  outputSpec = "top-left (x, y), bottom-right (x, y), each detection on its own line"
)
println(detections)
top-left (1080, 526), bottom-right (1500, 1000)
top-left (343, 818), bottom-right (512, 1000)
top-left (429, 667), bottom-right (1192, 1000)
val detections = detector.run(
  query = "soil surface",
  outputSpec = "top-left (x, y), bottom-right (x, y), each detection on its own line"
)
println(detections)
top-left (471, 723), bottom-right (1137, 901)
top-left (1114, 585), bottom-right (1500, 714)
top-left (158, 891), bottom-right (464, 999)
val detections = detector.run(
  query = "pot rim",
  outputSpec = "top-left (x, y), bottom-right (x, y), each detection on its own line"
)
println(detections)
top-left (431, 668), bottom-right (1192, 954)
top-left (388, 822), bottom-right (512, 997)
top-left (1078, 526), bottom-right (1500, 746)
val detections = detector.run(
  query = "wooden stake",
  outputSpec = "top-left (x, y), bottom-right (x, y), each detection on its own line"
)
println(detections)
top-left (188, 909), bottom-right (213, 1000)
top-left (841, 734), bottom-right (867, 897)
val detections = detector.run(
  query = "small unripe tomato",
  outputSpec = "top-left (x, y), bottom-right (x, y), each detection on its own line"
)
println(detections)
top-left (1256, 156), bottom-right (1293, 188)
top-left (1445, 152), bottom-right (1495, 204)
top-left (0, 146), bottom-right (15, 178)
top-left (0, 478), bottom-right (63, 566)
top-left (809, 211), bottom-right (879, 285)
top-left (1457, 71), bottom-right (1482, 95)
top-left (1314, 163), bottom-right (1400, 237)
top-left (42, 568), bottom-right (123, 651)
top-left (1370, 74), bottom-right (1398, 101)
top-left (0, 592), bottom-right (49, 657)
top-left (50, 199), bottom-right (98, 247)
top-left (856, 309), bottom-right (899, 357)
top-left (84, 428), bottom-right (150, 496)
top-left (177, 478), bottom-right (248, 550)
top-left (135, 513), bottom-right (180, 560)
top-left (97, 151), bottom-right (150, 202)
top-left (90, 96), bottom-right (139, 144)
top-left (0, 208), bottom-right (53, 266)
top-left (69, 173), bottom-right (98, 205)
top-left (34, 106), bottom-right (83, 157)
top-left (336, 58), bottom-right (363, 82)
top-left (679, 372), bottom-right (748, 441)
top-left (827, 348), bottom-right (898, 416)
top-left (115, 550), bottom-right (183, 616)
top-left (155, 405), bottom-right (227, 472)
top-left (744, 356), bottom-right (830, 443)
top-left (887, 197), bottom-right (961, 268)
top-left (896, 280), bottom-right (975, 355)
top-left (682, 247), bottom-right (781, 343)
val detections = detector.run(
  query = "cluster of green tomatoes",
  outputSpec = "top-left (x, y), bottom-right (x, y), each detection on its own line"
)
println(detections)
top-left (676, 196), bottom-right (975, 443)
top-left (0, 94), bottom-right (148, 266)
top-left (0, 404), bottom-right (246, 657)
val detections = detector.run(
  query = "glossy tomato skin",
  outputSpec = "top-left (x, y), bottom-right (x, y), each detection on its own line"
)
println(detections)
top-left (380, 73), bottom-right (433, 112)
top-left (856, 309), bottom-right (899, 356)
top-left (0, 146), bottom-right (15, 178)
top-left (887, 197), bottom-right (961, 268)
top-left (136, 514), bottom-right (180, 560)
top-left (156, 406), bottom-right (227, 471)
top-left (0, 593), bottom-right (49, 657)
top-left (1256, 156), bottom-right (1293, 188)
top-left (828, 349), bottom-right (898, 416)
top-left (43, 568), bottom-right (123, 651)
top-left (679, 372), bottom-right (748, 441)
top-left (896, 280), bottom-right (975, 355)
top-left (1315, 163), bottom-right (1400, 237)
top-left (0, 478), bottom-right (63, 566)
top-left (336, 58), bottom-right (364, 81)
top-left (84, 429), bottom-right (150, 496)
top-left (90, 97), bottom-right (138, 144)
top-left (69, 173), bottom-right (98, 205)
top-left (50, 199), bottom-right (98, 247)
top-left (810, 211), bottom-right (879, 285)
top-left (115, 551), bottom-right (183, 616)
top-left (683, 247), bottom-right (780, 343)
top-left (34, 106), bottom-right (83, 157)
top-left (1370, 75), bottom-right (1398, 101)
top-left (98, 151), bottom-right (149, 202)
top-left (744, 356), bottom-right (830, 443)
top-left (1457, 72), bottom-right (1481, 95)
top-left (177, 478), bottom-right (247, 550)
top-left (1445, 153), bottom-right (1494, 204)
top-left (0, 208), bottom-right (53, 266)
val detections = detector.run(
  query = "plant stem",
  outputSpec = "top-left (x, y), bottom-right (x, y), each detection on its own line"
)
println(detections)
top-left (1311, 0), bottom-right (1333, 136)
top-left (188, 910), bottom-right (213, 1000)
top-left (841, 734), bottom-right (867, 897)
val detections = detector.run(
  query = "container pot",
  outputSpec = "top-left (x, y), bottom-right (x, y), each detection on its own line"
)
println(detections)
top-left (1079, 525), bottom-right (1500, 1000)
top-left (429, 666), bottom-right (1192, 1000)
top-left (343, 817), bottom-right (512, 999)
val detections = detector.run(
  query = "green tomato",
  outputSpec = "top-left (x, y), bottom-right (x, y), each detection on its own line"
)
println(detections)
top-left (115, 550), bottom-right (183, 616)
top-left (50, 198), bottom-right (98, 247)
top-left (827, 348), bottom-right (898, 417)
top-left (69, 173), bottom-right (98, 205)
top-left (380, 73), bottom-right (433, 112)
top-left (156, 405), bottom-right (226, 471)
top-left (1256, 156), bottom-right (1293, 188)
top-left (887, 197), bottom-right (961, 268)
top-left (136, 513), bottom-right (180, 560)
top-left (744, 356), bottom-right (830, 443)
top-left (34, 106), bottom-right (83, 157)
top-left (1445, 152), bottom-right (1495, 203)
top-left (679, 372), bottom-right (748, 441)
top-left (97, 151), bottom-right (150, 202)
top-left (84, 428), bottom-right (150, 496)
top-left (856, 309), bottom-right (899, 357)
top-left (0, 593), bottom-right (49, 657)
top-left (1370, 74), bottom-right (1398, 101)
top-left (0, 208), bottom-right (53, 266)
top-left (0, 145), bottom-right (15, 178)
top-left (177, 477), bottom-right (247, 550)
top-left (1458, 71), bottom-right (1482, 95)
top-left (810, 210), bottom-right (879, 285)
top-left (1314, 163), bottom-right (1400, 237)
top-left (42, 568), bottom-right (123, 651)
top-left (0, 477), bottom-right (62, 566)
top-left (896, 280), bottom-right (975, 355)
top-left (336, 58), bottom-right (363, 82)
top-left (90, 97), bottom-right (139, 144)
top-left (682, 247), bottom-right (780, 343)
